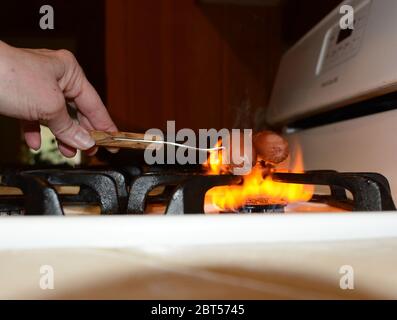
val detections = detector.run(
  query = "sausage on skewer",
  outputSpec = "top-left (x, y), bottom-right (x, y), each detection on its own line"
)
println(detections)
top-left (253, 130), bottom-right (289, 164)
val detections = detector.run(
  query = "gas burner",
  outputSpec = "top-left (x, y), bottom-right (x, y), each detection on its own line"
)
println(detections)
top-left (0, 168), bottom-right (395, 215)
top-left (273, 171), bottom-right (396, 211)
top-left (238, 204), bottom-right (285, 214)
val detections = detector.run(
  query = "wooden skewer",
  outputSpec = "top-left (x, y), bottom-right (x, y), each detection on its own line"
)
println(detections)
top-left (90, 131), bottom-right (225, 152)
top-left (90, 130), bottom-right (162, 150)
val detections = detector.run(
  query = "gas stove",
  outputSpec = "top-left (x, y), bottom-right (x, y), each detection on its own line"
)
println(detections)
top-left (4, 0), bottom-right (397, 300)
top-left (3, 0), bottom-right (397, 217)
top-left (0, 166), bottom-right (395, 215)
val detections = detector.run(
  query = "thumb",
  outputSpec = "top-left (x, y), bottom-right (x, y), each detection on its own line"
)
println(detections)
top-left (47, 106), bottom-right (95, 150)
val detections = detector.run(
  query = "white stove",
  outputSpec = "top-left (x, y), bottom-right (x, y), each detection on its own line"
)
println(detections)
top-left (269, 0), bottom-right (397, 203)
top-left (2, 0), bottom-right (397, 300)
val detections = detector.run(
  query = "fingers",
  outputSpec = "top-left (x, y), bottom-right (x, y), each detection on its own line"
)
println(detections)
top-left (22, 119), bottom-right (78, 158)
top-left (21, 120), bottom-right (41, 150)
top-left (56, 52), bottom-right (117, 133)
top-left (77, 111), bottom-right (118, 154)
top-left (47, 104), bottom-right (95, 151)
top-left (57, 140), bottom-right (77, 158)
top-left (85, 146), bottom-right (99, 156)
top-left (76, 112), bottom-right (98, 155)
top-left (22, 119), bottom-right (84, 159)
top-left (22, 118), bottom-right (89, 159)
top-left (50, 49), bottom-right (118, 155)
top-left (74, 80), bottom-right (118, 133)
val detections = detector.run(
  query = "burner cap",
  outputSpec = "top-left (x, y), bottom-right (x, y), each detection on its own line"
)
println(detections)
top-left (238, 204), bottom-right (285, 214)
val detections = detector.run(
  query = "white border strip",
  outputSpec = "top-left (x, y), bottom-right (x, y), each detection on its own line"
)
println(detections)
top-left (1, 214), bottom-right (397, 250)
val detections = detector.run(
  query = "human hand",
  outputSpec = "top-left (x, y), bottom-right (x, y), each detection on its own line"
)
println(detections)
top-left (0, 41), bottom-right (117, 157)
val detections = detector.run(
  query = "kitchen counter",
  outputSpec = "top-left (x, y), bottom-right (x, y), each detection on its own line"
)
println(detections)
top-left (1, 214), bottom-right (397, 299)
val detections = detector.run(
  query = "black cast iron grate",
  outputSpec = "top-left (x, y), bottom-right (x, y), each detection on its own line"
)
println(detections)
top-left (0, 168), bottom-right (395, 215)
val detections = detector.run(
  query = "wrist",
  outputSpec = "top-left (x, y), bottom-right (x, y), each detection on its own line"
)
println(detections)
top-left (0, 40), bottom-right (11, 53)
top-left (0, 41), bottom-right (11, 70)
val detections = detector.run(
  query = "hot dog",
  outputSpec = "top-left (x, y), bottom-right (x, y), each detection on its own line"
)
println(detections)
top-left (227, 133), bottom-right (258, 170)
top-left (222, 130), bottom-right (288, 174)
top-left (253, 131), bottom-right (289, 164)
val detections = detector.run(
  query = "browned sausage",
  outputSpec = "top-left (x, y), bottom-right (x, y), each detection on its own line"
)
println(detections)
top-left (253, 131), bottom-right (289, 164)
top-left (221, 131), bottom-right (287, 173)
top-left (225, 132), bottom-right (257, 171)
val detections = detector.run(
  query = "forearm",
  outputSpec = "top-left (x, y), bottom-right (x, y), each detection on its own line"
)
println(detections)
top-left (0, 41), bottom-right (24, 119)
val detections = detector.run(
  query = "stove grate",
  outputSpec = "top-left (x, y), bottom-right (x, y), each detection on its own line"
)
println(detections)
top-left (0, 168), bottom-right (394, 215)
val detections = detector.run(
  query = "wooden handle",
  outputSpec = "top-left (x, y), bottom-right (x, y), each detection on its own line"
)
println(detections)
top-left (90, 130), bottom-right (162, 150)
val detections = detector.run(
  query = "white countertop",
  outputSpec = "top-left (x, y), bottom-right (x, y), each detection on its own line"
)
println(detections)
top-left (1, 214), bottom-right (397, 299)
top-left (1, 213), bottom-right (397, 250)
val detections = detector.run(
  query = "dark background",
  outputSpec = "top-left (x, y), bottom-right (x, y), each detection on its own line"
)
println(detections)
top-left (0, 0), bottom-right (341, 164)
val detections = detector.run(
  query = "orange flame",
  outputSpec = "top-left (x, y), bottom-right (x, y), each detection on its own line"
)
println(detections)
top-left (204, 144), bottom-right (314, 212)
top-left (203, 140), bottom-right (228, 175)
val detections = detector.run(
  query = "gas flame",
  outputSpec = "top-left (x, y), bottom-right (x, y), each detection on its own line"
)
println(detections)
top-left (203, 140), bottom-right (227, 175)
top-left (204, 143), bottom-right (314, 212)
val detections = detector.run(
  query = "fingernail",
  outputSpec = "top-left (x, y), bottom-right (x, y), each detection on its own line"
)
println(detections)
top-left (107, 147), bottom-right (120, 154)
top-left (74, 130), bottom-right (95, 149)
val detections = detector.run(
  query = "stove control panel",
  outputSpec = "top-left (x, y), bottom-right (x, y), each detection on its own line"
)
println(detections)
top-left (266, 0), bottom-right (397, 126)
top-left (316, 0), bottom-right (371, 75)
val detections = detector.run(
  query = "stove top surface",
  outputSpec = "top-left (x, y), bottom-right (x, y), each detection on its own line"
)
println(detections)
top-left (0, 166), bottom-right (395, 215)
